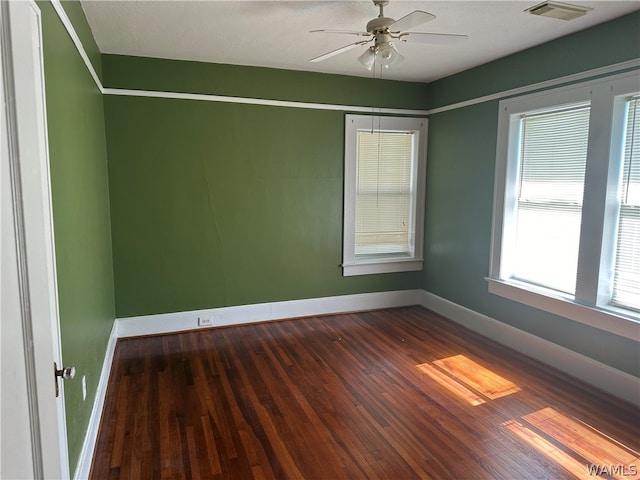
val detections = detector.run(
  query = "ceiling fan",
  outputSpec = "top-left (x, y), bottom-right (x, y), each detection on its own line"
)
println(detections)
top-left (310, 0), bottom-right (467, 70)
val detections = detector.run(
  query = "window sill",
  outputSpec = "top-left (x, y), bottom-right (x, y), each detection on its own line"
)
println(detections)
top-left (343, 258), bottom-right (423, 277)
top-left (486, 277), bottom-right (640, 341)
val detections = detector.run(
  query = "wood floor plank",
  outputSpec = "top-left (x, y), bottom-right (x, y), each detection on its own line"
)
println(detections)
top-left (90, 306), bottom-right (639, 479)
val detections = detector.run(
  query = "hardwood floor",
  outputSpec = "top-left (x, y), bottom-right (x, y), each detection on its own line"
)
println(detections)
top-left (90, 307), bottom-right (639, 479)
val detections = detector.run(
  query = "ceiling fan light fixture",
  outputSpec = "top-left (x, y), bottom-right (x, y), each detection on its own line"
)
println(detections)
top-left (377, 43), bottom-right (395, 65)
top-left (390, 48), bottom-right (404, 67)
top-left (357, 47), bottom-right (376, 70)
top-left (376, 42), bottom-right (403, 67)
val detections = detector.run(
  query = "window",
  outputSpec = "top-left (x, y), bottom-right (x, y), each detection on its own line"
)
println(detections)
top-left (612, 96), bottom-right (640, 311)
top-left (512, 104), bottom-right (590, 293)
top-left (343, 115), bottom-right (427, 276)
top-left (489, 72), bottom-right (640, 338)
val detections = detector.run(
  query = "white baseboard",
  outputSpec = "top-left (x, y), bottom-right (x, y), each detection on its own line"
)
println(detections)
top-left (417, 290), bottom-right (640, 407)
top-left (115, 289), bottom-right (423, 338)
top-left (73, 321), bottom-right (118, 480)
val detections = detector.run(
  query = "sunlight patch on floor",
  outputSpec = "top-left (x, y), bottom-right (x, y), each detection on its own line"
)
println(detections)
top-left (416, 362), bottom-right (486, 406)
top-left (505, 407), bottom-right (640, 480)
top-left (416, 354), bottom-right (520, 405)
top-left (432, 355), bottom-right (521, 400)
top-left (523, 407), bottom-right (640, 478)
top-left (503, 419), bottom-right (590, 479)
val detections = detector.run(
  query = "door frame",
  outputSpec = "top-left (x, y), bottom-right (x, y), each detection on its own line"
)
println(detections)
top-left (1, 0), bottom-right (69, 477)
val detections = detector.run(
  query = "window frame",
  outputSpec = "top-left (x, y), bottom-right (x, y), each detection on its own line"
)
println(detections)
top-left (488, 71), bottom-right (640, 341)
top-left (343, 114), bottom-right (427, 276)
top-left (510, 102), bottom-right (591, 294)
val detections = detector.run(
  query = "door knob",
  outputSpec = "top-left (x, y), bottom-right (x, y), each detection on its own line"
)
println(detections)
top-left (53, 362), bottom-right (76, 397)
top-left (55, 364), bottom-right (76, 380)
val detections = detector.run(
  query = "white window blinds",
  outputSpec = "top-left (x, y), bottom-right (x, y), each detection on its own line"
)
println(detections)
top-left (355, 131), bottom-right (415, 257)
top-left (512, 104), bottom-right (590, 294)
top-left (612, 97), bottom-right (640, 311)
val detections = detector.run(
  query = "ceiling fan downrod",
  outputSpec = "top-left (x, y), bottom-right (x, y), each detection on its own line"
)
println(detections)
top-left (374, 0), bottom-right (389, 16)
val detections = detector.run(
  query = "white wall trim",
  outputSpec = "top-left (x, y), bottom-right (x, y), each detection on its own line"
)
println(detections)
top-left (426, 58), bottom-right (640, 115)
top-left (417, 290), bottom-right (640, 407)
top-left (102, 87), bottom-right (429, 115)
top-left (115, 290), bottom-right (423, 338)
top-left (49, 0), bottom-right (103, 93)
top-left (73, 321), bottom-right (118, 480)
top-left (95, 61), bottom-right (640, 116)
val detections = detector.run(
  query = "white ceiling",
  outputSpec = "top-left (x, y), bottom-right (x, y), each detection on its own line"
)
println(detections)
top-left (81, 1), bottom-right (639, 83)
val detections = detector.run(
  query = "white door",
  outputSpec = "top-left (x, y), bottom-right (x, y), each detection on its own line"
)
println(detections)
top-left (1, 1), bottom-right (69, 478)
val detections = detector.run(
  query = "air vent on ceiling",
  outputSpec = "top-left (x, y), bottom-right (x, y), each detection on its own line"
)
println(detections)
top-left (526, 1), bottom-right (592, 20)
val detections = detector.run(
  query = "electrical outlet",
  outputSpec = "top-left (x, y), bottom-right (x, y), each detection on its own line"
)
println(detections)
top-left (198, 316), bottom-right (212, 327)
top-left (82, 375), bottom-right (87, 401)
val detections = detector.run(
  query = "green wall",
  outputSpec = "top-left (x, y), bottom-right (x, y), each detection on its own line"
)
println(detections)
top-left (40, 1), bottom-right (115, 473)
top-left (38, 3), bottom-right (639, 472)
top-left (422, 11), bottom-right (640, 376)
top-left (103, 61), bottom-right (427, 318)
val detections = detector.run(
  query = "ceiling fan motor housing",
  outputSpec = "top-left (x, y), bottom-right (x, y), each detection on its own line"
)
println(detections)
top-left (366, 16), bottom-right (396, 34)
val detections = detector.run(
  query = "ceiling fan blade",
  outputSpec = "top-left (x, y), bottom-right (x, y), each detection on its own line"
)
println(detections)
top-left (310, 40), bottom-right (371, 63)
top-left (388, 11), bottom-right (435, 33)
top-left (400, 32), bottom-right (468, 45)
top-left (310, 29), bottom-right (372, 37)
